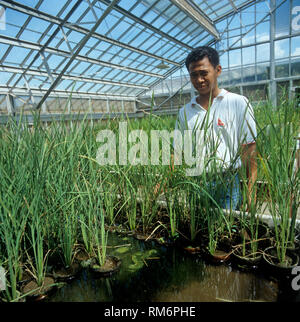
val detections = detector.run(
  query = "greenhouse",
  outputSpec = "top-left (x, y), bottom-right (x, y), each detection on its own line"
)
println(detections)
top-left (0, 0), bottom-right (299, 304)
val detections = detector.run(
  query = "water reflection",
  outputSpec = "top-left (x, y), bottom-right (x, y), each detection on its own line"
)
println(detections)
top-left (153, 265), bottom-right (278, 302)
top-left (48, 233), bottom-right (279, 302)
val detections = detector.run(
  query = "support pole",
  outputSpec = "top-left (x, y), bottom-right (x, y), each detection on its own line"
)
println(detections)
top-left (269, 0), bottom-right (277, 108)
top-left (6, 94), bottom-right (14, 115)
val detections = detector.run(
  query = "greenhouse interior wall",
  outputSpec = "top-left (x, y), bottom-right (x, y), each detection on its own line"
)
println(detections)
top-left (137, 0), bottom-right (300, 114)
top-left (0, 0), bottom-right (299, 121)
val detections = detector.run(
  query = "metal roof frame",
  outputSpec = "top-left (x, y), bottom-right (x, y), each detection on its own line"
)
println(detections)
top-left (0, 0), bottom-right (256, 112)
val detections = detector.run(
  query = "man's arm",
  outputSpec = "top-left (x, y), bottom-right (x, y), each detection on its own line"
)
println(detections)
top-left (241, 142), bottom-right (257, 209)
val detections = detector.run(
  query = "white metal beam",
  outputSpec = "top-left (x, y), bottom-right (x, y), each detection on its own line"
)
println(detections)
top-left (100, 0), bottom-right (194, 50)
top-left (0, 0), bottom-right (182, 66)
top-left (0, 35), bottom-right (165, 79)
top-left (0, 65), bottom-right (149, 89)
top-left (0, 85), bottom-right (137, 100)
top-left (170, 0), bottom-right (220, 39)
top-left (36, 0), bottom-right (122, 109)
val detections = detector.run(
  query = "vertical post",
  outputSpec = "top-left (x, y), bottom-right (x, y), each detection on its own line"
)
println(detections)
top-left (289, 79), bottom-right (293, 102)
top-left (269, 0), bottom-right (277, 108)
top-left (6, 94), bottom-right (15, 115)
top-left (106, 98), bottom-right (110, 113)
top-left (121, 99), bottom-right (124, 114)
top-left (42, 102), bottom-right (47, 114)
top-left (89, 97), bottom-right (93, 127)
top-left (68, 99), bottom-right (73, 129)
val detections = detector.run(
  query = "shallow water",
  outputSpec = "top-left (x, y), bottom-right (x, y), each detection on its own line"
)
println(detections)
top-left (47, 232), bottom-right (299, 302)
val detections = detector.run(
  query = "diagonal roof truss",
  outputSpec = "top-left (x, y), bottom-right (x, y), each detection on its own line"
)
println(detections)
top-left (0, 0), bottom-right (255, 110)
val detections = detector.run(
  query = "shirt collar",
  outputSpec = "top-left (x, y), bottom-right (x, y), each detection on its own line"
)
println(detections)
top-left (191, 89), bottom-right (227, 108)
top-left (217, 88), bottom-right (228, 98)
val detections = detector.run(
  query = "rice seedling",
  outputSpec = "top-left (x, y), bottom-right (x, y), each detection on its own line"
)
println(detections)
top-left (255, 98), bottom-right (299, 265)
top-left (78, 184), bottom-right (97, 257)
top-left (188, 188), bottom-right (200, 242)
top-left (79, 211), bottom-right (94, 257)
top-left (103, 182), bottom-right (120, 226)
top-left (26, 216), bottom-right (49, 287)
top-left (124, 174), bottom-right (138, 232)
top-left (0, 204), bottom-right (28, 301)
top-left (137, 166), bottom-right (164, 234)
top-left (206, 207), bottom-right (220, 256)
top-left (165, 190), bottom-right (179, 240)
top-left (94, 206), bottom-right (108, 267)
top-left (58, 208), bottom-right (77, 269)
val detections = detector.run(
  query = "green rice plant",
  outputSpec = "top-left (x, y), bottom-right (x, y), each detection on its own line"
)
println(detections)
top-left (0, 117), bottom-right (40, 301)
top-left (238, 202), bottom-right (260, 258)
top-left (24, 190), bottom-right (49, 288)
top-left (136, 166), bottom-right (163, 234)
top-left (125, 183), bottom-right (138, 232)
top-left (178, 174), bottom-right (229, 251)
top-left (45, 157), bottom-right (82, 267)
top-left (58, 208), bottom-right (77, 268)
top-left (165, 190), bottom-right (179, 239)
top-left (26, 218), bottom-right (49, 287)
top-left (78, 182), bottom-right (97, 257)
top-left (76, 156), bottom-right (111, 259)
top-left (115, 166), bottom-right (138, 232)
top-left (189, 188), bottom-right (200, 242)
top-left (94, 206), bottom-right (108, 267)
top-left (255, 99), bottom-right (299, 264)
top-left (238, 161), bottom-right (270, 257)
top-left (79, 211), bottom-right (94, 257)
top-left (0, 204), bottom-right (27, 301)
top-left (207, 214), bottom-right (219, 255)
top-left (103, 183), bottom-right (120, 226)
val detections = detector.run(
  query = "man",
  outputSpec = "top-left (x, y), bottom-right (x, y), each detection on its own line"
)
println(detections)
top-left (174, 46), bottom-right (257, 211)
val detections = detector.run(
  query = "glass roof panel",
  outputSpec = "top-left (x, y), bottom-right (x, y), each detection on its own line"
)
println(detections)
top-left (191, 0), bottom-right (253, 21)
top-left (0, 0), bottom-right (256, 103)
top-left (118, 0), bottom-right (137, 10)
top-left (4, 47), bottom-right (32, 65)
top-left (0, 43), bottom-right (9, 60)
top-left (0, 71), bottom-right (14, 84)
top-left (38, 0), bottom-right (70, 17)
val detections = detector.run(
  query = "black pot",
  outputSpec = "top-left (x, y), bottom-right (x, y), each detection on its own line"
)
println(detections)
top-left (89, 255), bottom-right (122, 277)
top-left (286, 239), bottom-right (300, 254)
top-left (262, 246), bottom-right (299, 279)
top-left (203, 246), bottom-right (232, 265)
top-left (21, 275), bottom-right (56, 301)
top-left (232, 245), bottom-right (262, 270)
top-left (52, 262), bottom-right (82, 281)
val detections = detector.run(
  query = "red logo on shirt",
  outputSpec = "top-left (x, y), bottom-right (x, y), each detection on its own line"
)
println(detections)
top-left (217, 118), bottom-right (225, 126)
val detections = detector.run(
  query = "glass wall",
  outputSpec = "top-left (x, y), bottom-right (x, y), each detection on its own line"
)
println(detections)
top-left (138, 0), bottom-right (300, 111)
top-left (217, 0), bottom-right (300, 105)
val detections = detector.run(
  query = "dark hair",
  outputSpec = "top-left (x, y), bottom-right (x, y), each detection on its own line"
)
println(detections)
top-left (185, 46), bottom-right (220, 70)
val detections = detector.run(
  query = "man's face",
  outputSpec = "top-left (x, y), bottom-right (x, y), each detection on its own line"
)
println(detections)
top-left (188, 57), bottom-right (221, 96)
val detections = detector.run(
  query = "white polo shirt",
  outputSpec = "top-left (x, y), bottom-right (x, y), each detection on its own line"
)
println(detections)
top-left (174, 89), bottom-right (257, 174)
